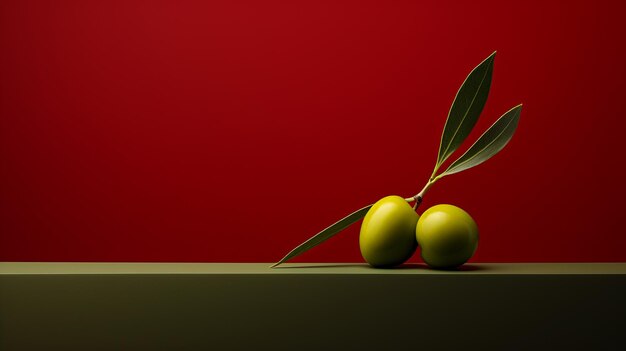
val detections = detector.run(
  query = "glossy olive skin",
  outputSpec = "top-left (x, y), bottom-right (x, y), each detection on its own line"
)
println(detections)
top-left (416, 204), bottom-right (478, 269)
top-left (360, 196), bottom-right (419, 268)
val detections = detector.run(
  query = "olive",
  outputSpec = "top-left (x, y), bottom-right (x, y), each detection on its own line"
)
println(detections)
top-left (416, 204), bottom-right (478, 269)
top-left (359, 196), bottom-right (419, 268)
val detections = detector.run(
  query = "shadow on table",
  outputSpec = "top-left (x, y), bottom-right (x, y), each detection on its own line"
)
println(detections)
top-left (273, 263), bottom-right (490, 271)
top-left (382, 263), bottom-right (489, 271)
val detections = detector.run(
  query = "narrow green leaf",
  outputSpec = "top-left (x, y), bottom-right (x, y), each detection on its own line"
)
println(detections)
top-left (271, 204), bottom-right (373, 268)
top-left (440, 104), bottom-right (522, 177)
top-left (435, 52), bottom-right (496, 173)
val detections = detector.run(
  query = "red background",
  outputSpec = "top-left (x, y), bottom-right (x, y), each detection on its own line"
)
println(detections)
top-left (1, 0), bottom-right (625, 263)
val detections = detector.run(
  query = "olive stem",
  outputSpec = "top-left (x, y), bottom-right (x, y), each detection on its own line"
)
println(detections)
top-left (405, 177), bottom-right (439, 211)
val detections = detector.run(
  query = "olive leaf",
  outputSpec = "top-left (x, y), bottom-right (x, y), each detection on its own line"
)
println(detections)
top-left (439, 104), bottom-right (522, 177)
top-left (271, 204), bottom-right (373, 267)
top-left (434, 52), bottom-right (496, 175)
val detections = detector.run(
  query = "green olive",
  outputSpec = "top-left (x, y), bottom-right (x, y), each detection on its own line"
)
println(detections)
top-left (416, 204), bottom-right (478, 269)
top-left (359, 196), bottom-right (419, 268)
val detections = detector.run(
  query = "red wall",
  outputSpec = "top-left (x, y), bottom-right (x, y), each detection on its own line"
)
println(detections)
top-left (1, 0), bottom-right (625, 263)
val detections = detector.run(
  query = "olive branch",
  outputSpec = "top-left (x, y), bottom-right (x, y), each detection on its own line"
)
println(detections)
top-left (272, 51), bottom-right (522, 268)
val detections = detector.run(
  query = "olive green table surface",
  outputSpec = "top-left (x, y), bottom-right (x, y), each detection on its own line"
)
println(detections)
top-left (2, 262), bottom-right (626, 274)
top-left (1, 263), bottom-right (625, 350)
